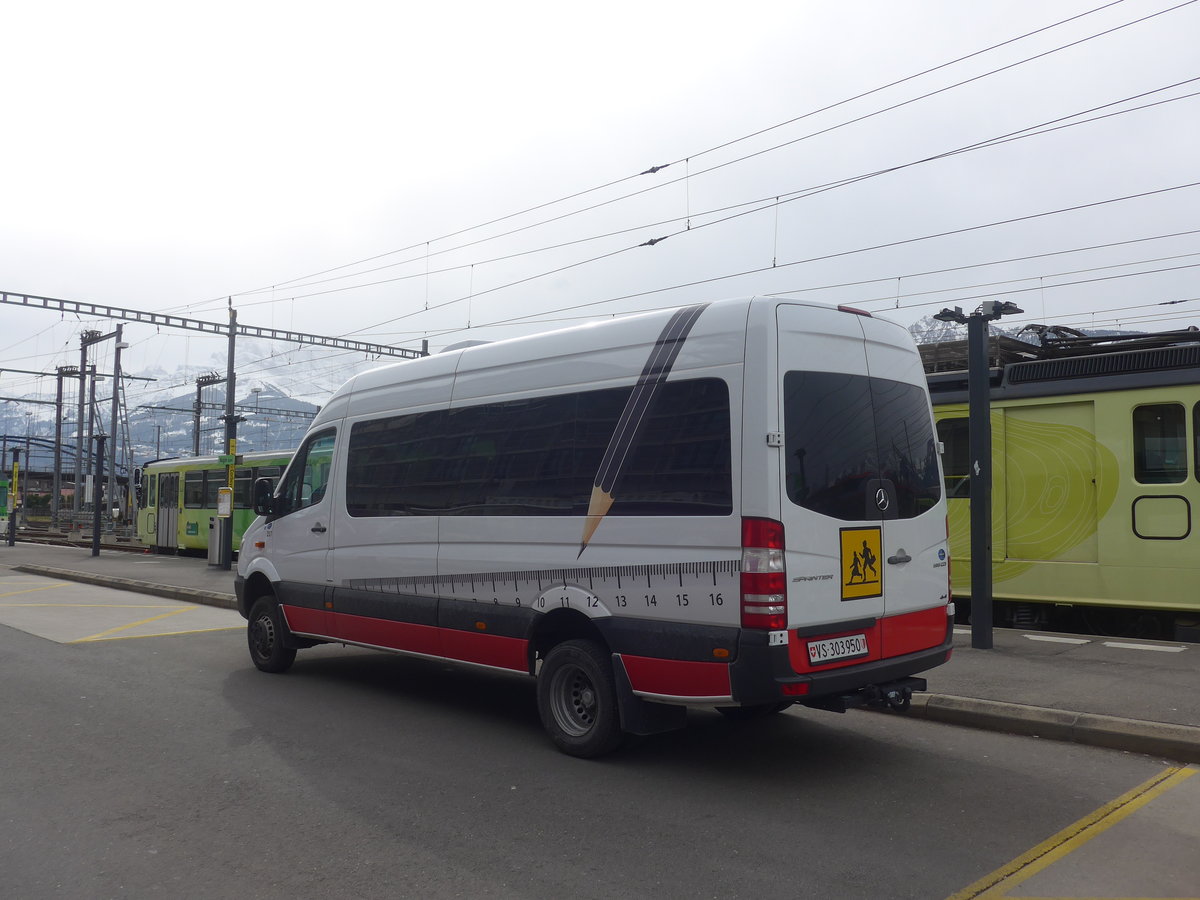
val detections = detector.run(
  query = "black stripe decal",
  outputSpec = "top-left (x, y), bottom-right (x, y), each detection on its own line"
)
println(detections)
top-left (595, 303), bottom-right (708, 493)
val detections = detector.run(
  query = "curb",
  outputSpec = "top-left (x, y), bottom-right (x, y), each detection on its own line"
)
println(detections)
top-left (13, 564), bottom-right (238, 611)
top-left (905, 693), bottom-right (1200, 764)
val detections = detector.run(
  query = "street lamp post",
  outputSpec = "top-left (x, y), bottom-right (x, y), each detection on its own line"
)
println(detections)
top-left (933, 301), bottom-right (1023, 650)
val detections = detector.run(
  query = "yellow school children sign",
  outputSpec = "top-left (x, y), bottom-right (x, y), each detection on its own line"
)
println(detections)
top-left (840, 526), bottom-right (882, 600)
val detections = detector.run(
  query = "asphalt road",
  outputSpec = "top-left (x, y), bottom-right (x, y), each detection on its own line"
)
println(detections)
top-left (0, 575), bottom-right (1193, 899)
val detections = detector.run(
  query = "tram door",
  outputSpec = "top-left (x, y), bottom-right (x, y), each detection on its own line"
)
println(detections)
top-left (156, 473), bottom-right (180, 552)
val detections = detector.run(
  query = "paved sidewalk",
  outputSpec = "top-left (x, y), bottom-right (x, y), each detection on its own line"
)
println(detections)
top-left (3, 540), bottom-right (1197, 762)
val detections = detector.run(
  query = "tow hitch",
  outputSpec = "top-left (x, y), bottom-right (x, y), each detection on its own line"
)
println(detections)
top-left (804, 677), bottom-right (927, 714)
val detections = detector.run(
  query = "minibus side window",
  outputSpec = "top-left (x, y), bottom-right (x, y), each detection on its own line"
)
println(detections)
top-left (344, 378), bottom-right (732, 517)
top-left (1133, 404), bottom-right (1186, 483)
top-left (277, 430), bottom-right (337, 514)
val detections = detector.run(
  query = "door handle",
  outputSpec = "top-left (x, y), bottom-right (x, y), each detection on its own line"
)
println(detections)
top-left (887, 551), bottom-right (911, 565)
top-left (311, 524), bottom-right (327, 534)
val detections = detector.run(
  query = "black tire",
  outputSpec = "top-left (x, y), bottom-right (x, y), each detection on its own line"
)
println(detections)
top-left (715, 702), bottom-right (792, 721)
top-left (537, 640), bottom-right (624, 758)
top-left (247, 596), bottom-right (297, 674)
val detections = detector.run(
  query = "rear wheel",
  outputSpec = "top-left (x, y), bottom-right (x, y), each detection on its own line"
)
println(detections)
top-left (247, 596), bottom-right (297, 673)
top-left (537, 640), bottom-right (623, 758)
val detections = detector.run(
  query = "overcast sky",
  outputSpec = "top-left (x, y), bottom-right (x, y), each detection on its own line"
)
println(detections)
top-left (2, 0), bottom-right (1198, 412)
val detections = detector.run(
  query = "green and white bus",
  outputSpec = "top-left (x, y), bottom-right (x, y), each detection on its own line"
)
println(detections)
top-left (136, 449), bottom-right (293, 554)
top-left (924, 325), bottom-right (1200, 642)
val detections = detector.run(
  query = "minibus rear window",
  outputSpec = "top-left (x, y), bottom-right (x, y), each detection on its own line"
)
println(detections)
top-left (783, 371), bottom-right (941, 520)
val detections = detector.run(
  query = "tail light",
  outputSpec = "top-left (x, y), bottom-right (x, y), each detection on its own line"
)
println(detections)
top-left (741, 517), bottom-right (787, 629)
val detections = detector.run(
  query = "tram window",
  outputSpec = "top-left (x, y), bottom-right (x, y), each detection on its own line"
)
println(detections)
top-left (1133, 404), bottom-right (1186, 483)
top-left (147, 474), bottom-right (157, 508)
top-left (935, 418), bottom-right (971, 499)
top-left (184, 471), bottom-right (205, 508)
top-left (234, 471), bottom-right (253, 509)
top-left (1196, 404), bottom-right (1200, 482)
top-left (204, 470), bottom-right (222, 507)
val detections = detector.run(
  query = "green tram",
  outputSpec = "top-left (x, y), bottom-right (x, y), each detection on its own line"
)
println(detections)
top-left (136, 449), bottom-right (294, 554)
top-left (923, 325), bottom-right (1200, 641)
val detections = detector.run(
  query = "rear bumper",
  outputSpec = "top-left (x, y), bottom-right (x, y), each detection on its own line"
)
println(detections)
top-left (607, 608), bottom-right (953, 707)
top-left (729, 613), bottom-right (953, 706)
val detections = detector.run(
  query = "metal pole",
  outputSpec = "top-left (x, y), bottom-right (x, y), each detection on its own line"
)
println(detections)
top-left (52, 369), bottom-right (65, 530)
top-left (193, 381), bottom-right (202, 456)
top-left (8, 448), bottom-right (20, 546)
top-left (220, 307), bottom-right (237, 571)
top-left (967, 315), bottom-right (994, 650)
top-left (74, 343), bottom-right (87, 514)
top-left (92, 434), bottom-right (106, 557)
top-left (86, 367), bottom-right (97, 473)
top-left (108, 325), bottom-right (123, 523)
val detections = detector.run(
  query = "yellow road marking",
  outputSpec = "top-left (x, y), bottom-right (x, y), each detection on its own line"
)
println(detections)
top-left (947, 766), bottom-right (1197, 899)
top-left (71, 607), bottom-right (195, 643)
top-left (0, 583), bottom-right (71, 598)
top-left (81, 625), bottom-right (244, 642)
top-left (0, 607), bottom-right (177, 614)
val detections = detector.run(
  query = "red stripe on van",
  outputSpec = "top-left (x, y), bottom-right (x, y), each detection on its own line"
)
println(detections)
top-left (619, 655), bottom-right (732, 698)
top-left (442, 629), bottom-right (529, 672)
top-left (327, 611), bottom-right (441, 656)
top-left (881, 605), bottom-right (948, 657)
top-left (281, 605), bottom-right (325, 635)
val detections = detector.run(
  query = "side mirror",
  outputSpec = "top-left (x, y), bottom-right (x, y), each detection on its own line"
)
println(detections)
top-left (253, 477), bottom-right (277, 517)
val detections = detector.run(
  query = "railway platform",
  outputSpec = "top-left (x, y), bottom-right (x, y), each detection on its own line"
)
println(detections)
top-left (2, 539), bottom-right (1197, 763)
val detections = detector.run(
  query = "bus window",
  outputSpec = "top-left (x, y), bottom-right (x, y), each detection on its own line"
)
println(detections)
top-left (184, 471), bottom-right (205, 508)
top-left (1133, 404), bottom-right (1186, 483)
top-left (935, 418), bottom-right (970, 499)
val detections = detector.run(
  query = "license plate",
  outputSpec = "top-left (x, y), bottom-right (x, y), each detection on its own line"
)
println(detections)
top-left (807, 633), bottom-right (869, 665)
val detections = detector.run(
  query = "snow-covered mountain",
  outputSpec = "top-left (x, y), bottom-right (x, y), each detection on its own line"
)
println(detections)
top-left (1, 339), bottom-right (401, 475)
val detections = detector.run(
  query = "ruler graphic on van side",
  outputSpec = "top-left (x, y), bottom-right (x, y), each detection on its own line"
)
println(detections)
top-left (346, 560), bottom-right (741, 616)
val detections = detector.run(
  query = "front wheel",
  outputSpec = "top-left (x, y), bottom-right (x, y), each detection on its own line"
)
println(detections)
top-left (537, 640), bottom-right (623, 758)
top-left (247, 596), bottom-right (297, 673)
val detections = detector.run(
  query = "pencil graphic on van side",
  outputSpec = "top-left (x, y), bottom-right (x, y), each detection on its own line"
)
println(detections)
top-left (578, 303), bottom-right (709, 557)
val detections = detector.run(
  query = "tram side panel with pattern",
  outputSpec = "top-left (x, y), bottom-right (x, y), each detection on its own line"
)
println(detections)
top-left (925, 327), bottom-right (1200, 641)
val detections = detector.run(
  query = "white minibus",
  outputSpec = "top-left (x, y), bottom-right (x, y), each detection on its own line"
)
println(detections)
top-left (236, 296), bottom-right (953, 756)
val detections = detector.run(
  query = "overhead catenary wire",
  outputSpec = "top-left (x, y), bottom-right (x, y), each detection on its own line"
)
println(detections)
top-left (374, 234), bottom-right (1200, 343)
top-left (220, 75), bottom-right (1200, 317)
top-left (389, 180), bottom-right (1200, 337)
top-left (164, 0), bottom-right (1166, 315)
top-left (208, 76), bottom-right (1200, 345)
